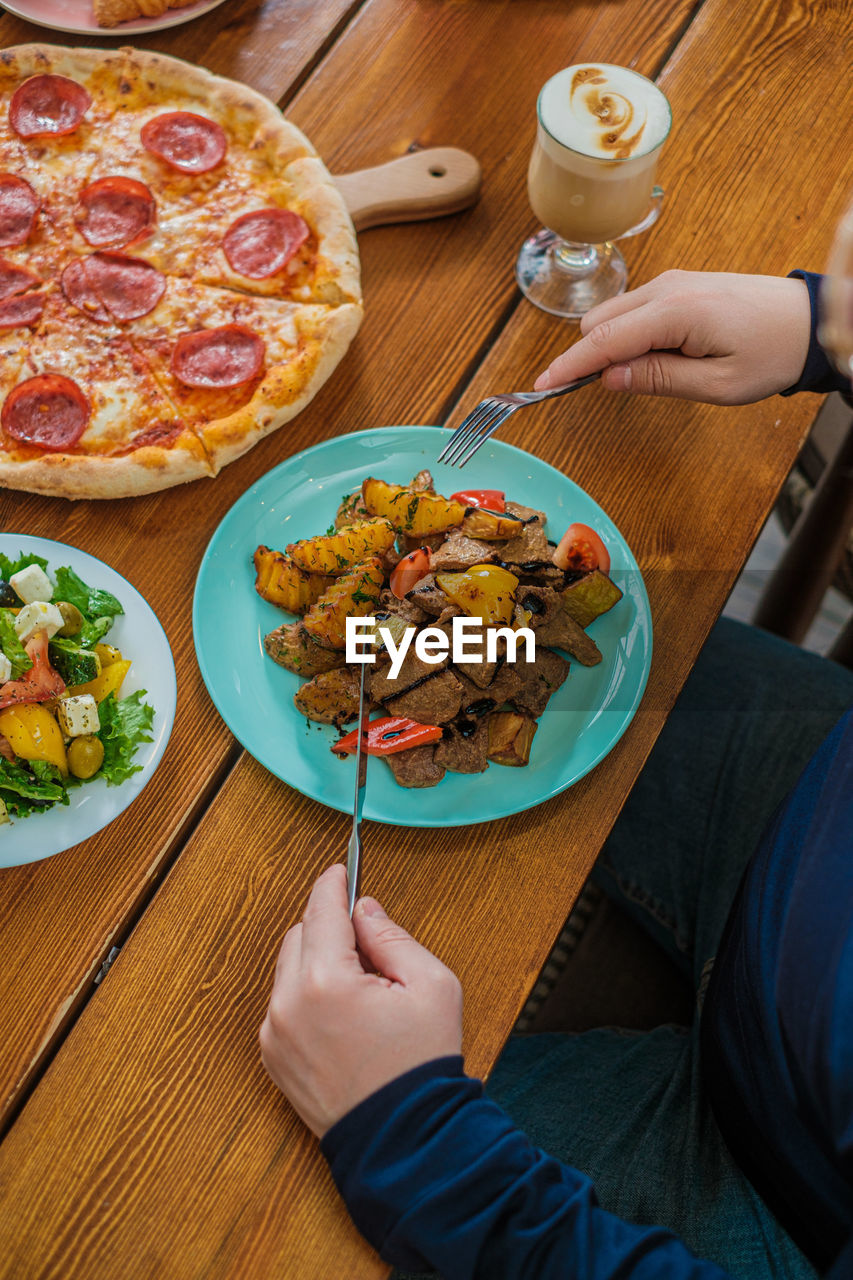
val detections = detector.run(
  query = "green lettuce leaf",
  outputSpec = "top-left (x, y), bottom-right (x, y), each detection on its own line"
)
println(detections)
top-left (77, 615), bottom-right (114, 648)
top-left (0, 757), bottom-right (68, 817)
top-left (97, 690), bottom-right (154, 785)
top-left (0, 551), bottom-right (48, 582)
top-left (53, 566), bottom-right (124, 622)
top-left (0, 608), bottom-right (31, 679)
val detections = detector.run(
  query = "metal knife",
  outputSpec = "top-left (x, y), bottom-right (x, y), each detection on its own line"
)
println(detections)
top-left (346, 660), bottom-right (368, 917)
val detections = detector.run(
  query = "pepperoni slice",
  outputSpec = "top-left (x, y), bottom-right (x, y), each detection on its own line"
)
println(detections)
top-left (140, 112), bottom-right (227, 174)
top-left (9, 74), bottom-right (92, 139)
top-left (61, 252), bottom-right (166, 324)
top-left (1, 374), bottom-right (90, 451)
top-left (171, 325), bottom-right (265, 389)
top-left (0, 174), bottom-right (40, 248)
top-left (0, 292), bottom-right (45, 331)
top-left (223, 209), bottom-right (310, 280)
top-left (0, 258), bottom-right (41, 300)
top-left (75, 176), bottom-right (156, 249)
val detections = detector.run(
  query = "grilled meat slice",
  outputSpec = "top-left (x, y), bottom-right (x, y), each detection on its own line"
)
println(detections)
top-left (453, 662), bottom-right (523, 713)
top-left (293, 667), bottom-right (361, 725)
top-left (399, 532), bottom-right (445, 554)
top-left (516, 584), bottom-right (561, 627)
top-left (536, 610), bottom-right (602, 665)
top-left (406, 572), bottom-right (451, 616)
top-left (384, 744), bottom-right (446, 788)
top-left (435, 717), bottom-right (489, 773)
top-left (264, 622), bottom-right (347, 677)
top-left (410, 469), bottom-right (436, 492)
top-left (511, 647), bottom-right (570, 717)
top-left (499, 519), bottom-right (553, 567)
top-left (385, 670), bottom-right (464, 724)
top-left (505, 500), bottom-right (546, 525)
top-left (430, 533), bottom-right (497, 572)
top-left (369, 645), bottom-right (450, 702)
top-left (377, 588), bottom-right (429, 626)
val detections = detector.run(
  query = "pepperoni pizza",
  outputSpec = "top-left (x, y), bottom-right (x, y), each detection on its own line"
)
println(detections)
top-left (0, 44), bottom-right (362, 499)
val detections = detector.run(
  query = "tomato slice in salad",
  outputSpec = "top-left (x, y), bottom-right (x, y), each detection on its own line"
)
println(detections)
top-left (0, 629), bottom-right (65, 710)
top-left (553, 523), bottom-right (611, 574)
top-left (389, 547), bottom-right (432, 599)
top-left (450, 488), bottom-right (506, 512)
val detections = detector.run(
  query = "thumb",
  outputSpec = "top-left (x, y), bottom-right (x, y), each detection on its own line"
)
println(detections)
top-left (353, 898), bottom-right (440, 984)
top-left (601, 351), bottom-right (726, 402)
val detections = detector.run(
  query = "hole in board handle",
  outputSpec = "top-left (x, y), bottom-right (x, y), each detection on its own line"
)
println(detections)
top-left (429, 166), bottom-right (447, 178)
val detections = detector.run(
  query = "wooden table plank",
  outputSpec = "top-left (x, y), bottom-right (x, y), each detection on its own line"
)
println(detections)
top-left (0, 0), bottom-right (692, 1127)
top-left (2, 1), bottom-right (851, 1275)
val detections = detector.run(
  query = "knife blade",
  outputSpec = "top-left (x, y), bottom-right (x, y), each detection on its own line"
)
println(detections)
top-left (346, 660), bottom-right (369, 917)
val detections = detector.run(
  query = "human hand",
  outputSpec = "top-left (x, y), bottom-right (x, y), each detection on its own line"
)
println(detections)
top-left (534, 270), bottom-right (811, 404)
top-left (259, 863), bottom-right (463, 1138)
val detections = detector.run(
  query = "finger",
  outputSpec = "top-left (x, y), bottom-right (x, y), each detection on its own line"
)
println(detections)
top-left (352, 897), bottom-right (445, 985)
top-left (273, 922), bottom-right (302, 985)
top-left (533, 300), bottom-right (690, 390)
top-left (299, 863), bottom-right (357, 970)
top-left (578, 276), bottom-right (666, 335)
top-left (601, 350), bottom-right (736, 403)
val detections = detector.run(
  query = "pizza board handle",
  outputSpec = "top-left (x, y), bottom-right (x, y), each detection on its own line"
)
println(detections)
top-left (334, 148), bottom-right (482, 232)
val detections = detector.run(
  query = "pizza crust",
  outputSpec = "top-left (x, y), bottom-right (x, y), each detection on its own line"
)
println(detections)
top-left (0, 44), bottom-right (363, 500)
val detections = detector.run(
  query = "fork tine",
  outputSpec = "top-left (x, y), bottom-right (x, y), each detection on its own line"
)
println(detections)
top-left (438, 399), bottom-right (491, 465)
top-left (444, 403), bottom-right (506, 465)
top-left (456, 405), bottom-right (514, 467)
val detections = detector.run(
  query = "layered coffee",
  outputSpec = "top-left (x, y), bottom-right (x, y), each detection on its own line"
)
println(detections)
top-left (528, 64), bottom-right (671, 244)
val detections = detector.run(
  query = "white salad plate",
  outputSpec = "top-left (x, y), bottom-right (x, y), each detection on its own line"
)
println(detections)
top-left (1, 0), bottom-right (228, 36)
top-left (0, 534), bottom-right (177, 868)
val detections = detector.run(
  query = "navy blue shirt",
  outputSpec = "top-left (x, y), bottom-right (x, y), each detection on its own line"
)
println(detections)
top-left (321, 296), bottom-right (853, 1277)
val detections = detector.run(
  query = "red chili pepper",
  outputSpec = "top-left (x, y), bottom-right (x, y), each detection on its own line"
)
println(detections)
top-left (450, 488), bottom-right (506, 513)
top-left (332, 716), bottom-right (443, 756)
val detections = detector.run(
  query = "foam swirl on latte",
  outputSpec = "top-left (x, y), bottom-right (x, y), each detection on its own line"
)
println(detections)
top-left (539, 64), bottom-right (670, 161)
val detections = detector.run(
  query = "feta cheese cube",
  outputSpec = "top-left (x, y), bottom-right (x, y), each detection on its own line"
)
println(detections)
top-left (9, 564), bottom-right (53, 604)
top-left (56, 694), bottom-right (100, 738)
top-left (13, 601), bottom-right (64, 645)
top-left (0, 653), bottom-right (10, 683)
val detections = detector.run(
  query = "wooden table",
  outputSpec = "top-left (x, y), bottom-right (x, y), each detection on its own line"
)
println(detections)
top-left (0, 0), bottom-right (850, 1274)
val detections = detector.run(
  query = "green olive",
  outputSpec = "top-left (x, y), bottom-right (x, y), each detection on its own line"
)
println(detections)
top-left (67, 734), bottom-right (104, 780)
top-left (56, 601), bottom-right (85, 637)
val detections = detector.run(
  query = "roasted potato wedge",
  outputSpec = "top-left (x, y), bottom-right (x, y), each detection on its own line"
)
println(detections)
top-left (254, 545), bottom-right (333, 614)
top-left (362, 476), bottom-right (466, 537)
top-left (287, 518), bottom-right (396, 576)
top-left (487, 711), bottom-right (538, 766)
top-left (561, 570), bottom-right (623, 629)
top-left (302, 557), bottom-right (385, 650)
top-left (460, 508), bottom-right (523, 540)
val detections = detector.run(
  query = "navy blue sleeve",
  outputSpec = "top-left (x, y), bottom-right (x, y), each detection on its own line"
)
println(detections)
top-left (780, 271), bottom-right (851, 396)
top-left (321, 1056), bottom-right (731, 1280)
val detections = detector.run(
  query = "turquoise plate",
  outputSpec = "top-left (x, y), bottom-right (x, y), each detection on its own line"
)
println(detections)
top-left (192, 426), bottom-right (652, 827)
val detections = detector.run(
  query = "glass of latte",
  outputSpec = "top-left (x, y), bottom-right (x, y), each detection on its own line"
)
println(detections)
top-left (517, 64), bottom-right (672, 318)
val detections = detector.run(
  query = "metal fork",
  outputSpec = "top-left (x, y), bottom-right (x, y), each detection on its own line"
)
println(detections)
top-left (437, 371), bottom-right (600, 467)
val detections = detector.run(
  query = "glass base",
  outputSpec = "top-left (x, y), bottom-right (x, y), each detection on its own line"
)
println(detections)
top-left (515, 230), bottom-right (628, 318)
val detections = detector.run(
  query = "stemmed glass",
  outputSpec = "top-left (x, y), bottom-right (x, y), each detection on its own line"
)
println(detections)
top-left (516, 65), bottom-right (672, 319)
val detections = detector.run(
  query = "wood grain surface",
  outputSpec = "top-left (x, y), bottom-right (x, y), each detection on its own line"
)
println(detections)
top-left (1, 0), bottom-right (851, 1275)
top-left (0, 0), bottom-right (694, 1130)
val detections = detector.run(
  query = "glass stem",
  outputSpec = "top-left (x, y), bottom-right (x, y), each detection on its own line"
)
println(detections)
top-left (552, 241), bottom-right (608, 276)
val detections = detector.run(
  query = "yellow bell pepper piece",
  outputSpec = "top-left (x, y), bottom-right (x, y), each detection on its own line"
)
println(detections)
top-left (434, 564), bottom-right (519, 626)
top-left (69, 658), bottom-right (131, 703)
top-left (0, 704), bottom-right (68, 775)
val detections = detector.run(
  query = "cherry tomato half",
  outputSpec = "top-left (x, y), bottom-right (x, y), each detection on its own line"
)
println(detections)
top-left (553, 523), bottom-right (611, 574)
top-left (449, 488), bottom-right (506, 513)
top-left (389, 546), bottom-right (432, 599)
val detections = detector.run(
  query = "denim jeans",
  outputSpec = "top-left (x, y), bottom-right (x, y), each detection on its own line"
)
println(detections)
top-left (396, 619), bottom-right (853, 1279)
